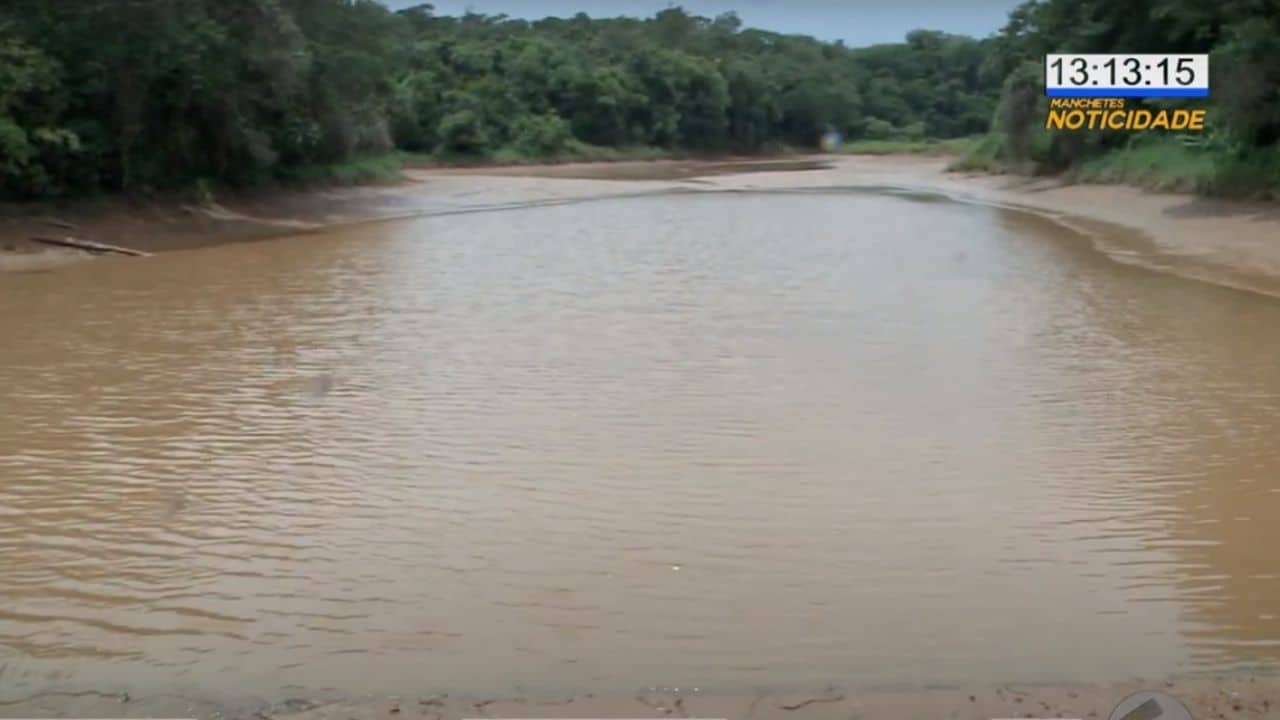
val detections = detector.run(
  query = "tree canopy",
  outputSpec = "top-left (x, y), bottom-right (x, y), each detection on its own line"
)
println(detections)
top-left (980, 0), bottom-right (1280, 183)
top-left (1, 0), bottom-right (1277, 200)
top-left (0, 1), bottom-right (997, 200)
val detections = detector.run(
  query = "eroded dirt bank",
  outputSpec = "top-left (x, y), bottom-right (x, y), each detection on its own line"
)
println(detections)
top-left (5, 155), bottom-right (1278, 298)
top-left (719, 155), bottom-right (1280, 298)
top-left (0, 158), bottom-right (828, 264)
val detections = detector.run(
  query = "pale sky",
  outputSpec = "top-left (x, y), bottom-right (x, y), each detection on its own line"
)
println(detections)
top-left (381, 1), bottom-right (1022, 47)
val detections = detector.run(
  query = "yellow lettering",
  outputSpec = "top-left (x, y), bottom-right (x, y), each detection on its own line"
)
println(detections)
top-left (1045, 110), bottom-right (1067, 130)
top-left (1107, 111), bottom-right (1126, 130)
top-left (1130, 110), bottom-right (1152, 130)
top-left (1064, 110), bottom-right (1085, 130)
top-left (1150, 111), bottom-right (1170, 130)
top-left (1189, 109), bottom-right (1206, 131)
top-left (1170, 110), bottom-right (1191, 130)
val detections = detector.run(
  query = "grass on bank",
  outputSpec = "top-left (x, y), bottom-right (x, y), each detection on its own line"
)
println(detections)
top-left (836, 136), bottom-right (982, 157)
top-left (276, 153), bottom-right (408, 187)
top-left (1069, 138), bottom-right (1217, 192)
top-left (421, 139), bottom-right (808, 167)
top-left (480, 142), bottom-right (673, 165)
top-left (1072, 139), bottom-right (1280, 198)
top-left (946, 134), bottom-right (1007, 173)
top-left (261, 144), bottom-right (674, 193)
top-left (268, 140), bottom-right (811, 190)
top-left (949, 133), bottom-right (1280, 199)
top-left (183, 143), bottom-right (724, 206)
top-left (211, 133), bottom-right (1280, 202)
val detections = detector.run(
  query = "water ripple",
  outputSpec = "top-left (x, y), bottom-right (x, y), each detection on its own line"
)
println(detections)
top-left (1, 190), bottom-right (1279, 702)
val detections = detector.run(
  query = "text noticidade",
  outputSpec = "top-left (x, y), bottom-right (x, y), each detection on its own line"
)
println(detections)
top-left (1045, 98), bottom-right (1206, 131)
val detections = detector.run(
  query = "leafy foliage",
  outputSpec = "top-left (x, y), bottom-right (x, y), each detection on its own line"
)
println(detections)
top-left (2, 0), bottom-right (1275, 200)
top-left (0, 2), bottom-right (998, 200)
top-left (973, 0), bottom-right (1280, 195)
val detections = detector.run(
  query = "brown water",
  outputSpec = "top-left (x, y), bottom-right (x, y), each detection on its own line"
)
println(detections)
top-left (2, 187), bottom-right (1280, 709)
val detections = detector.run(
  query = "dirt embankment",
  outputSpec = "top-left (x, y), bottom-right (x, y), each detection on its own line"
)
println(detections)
top-left (788, 155), bottom-right (1280, 298)
top-left (4, 154), bottom-right (1280, 299)
top-left (0, 182), bottom-right (423, 259)
top-left (0, 158), bottom-right (827, 263)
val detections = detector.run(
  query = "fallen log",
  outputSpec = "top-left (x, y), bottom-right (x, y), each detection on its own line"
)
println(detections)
top-left (29, 236), bottom-right (151, 257)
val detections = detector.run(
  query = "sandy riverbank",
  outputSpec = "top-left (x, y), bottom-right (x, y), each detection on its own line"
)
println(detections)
top-left (502, 153), bottom-right (1280, 297)
top-left (4, 154), bottom-right (1278, 298)
top-left (738, 155), bottom-right (1280, 298)
top-left (269, 674), bottom-right (1279, 720)
top-left (0, 159), bottom-right (827, 262)
top-left (6, 672), bottom-right (1276, 720)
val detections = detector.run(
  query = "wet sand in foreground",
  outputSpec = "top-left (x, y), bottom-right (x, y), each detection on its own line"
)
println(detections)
top-left (5, 673), bottom-right (1276, 719)
top-left (274, 674), bottom-right (1280, 720)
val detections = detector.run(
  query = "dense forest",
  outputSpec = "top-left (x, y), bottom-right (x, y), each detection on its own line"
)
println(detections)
top-left (968, 0), bottom-right (1280, 194)
top-left (1, 0), bottom-right (1277, 201)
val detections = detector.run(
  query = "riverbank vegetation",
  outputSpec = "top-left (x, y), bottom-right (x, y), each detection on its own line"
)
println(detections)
top-left (0, 0), bottom-right (994, 201)
top-left (1, 0), bottom-right (1277, 202)
top-left (837, 137), bottom-right (982, 157)
top-left (1064, 141), bottom-right (1280, 196)
top-left (967, 0), bottom-right (1280, 198)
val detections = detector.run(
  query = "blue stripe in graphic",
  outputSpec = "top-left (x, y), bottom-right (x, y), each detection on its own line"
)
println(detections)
top-left (1046, 87), bottom-right (1208, 98)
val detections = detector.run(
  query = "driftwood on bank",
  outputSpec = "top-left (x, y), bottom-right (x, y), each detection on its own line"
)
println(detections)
top-left (29, 236), bottom-right (151, 257)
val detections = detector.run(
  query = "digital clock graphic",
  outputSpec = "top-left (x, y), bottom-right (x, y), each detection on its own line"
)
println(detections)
top-left (1045, 54), bottom-right (1209, 98)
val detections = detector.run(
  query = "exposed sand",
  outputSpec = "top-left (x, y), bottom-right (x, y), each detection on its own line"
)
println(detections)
top-left (3, 672), bottom-right (1277, 720)
top-left (4, 154), bottom-right (1277, 299)
top-left (429, 157), bottom-right (832, 180)
top-left (267, 674), bottom-right (1280, 720)
top-left (710, 155), bottom-right (1280, 298)
top-left (427, 155), bottom-right (1280, 298)
top-left (0, 159), bottom-right (824, 262)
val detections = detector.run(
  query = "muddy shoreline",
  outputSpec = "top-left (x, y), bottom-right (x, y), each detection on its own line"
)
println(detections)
top-left (269, 673), bottom-right (1280, 720)
top-left (5, 156), bottom-right (1280, 719)
top-left (0, 158), bottom-right (830, 261)
top-left (4, 673), bottom-right (1278, 720)
top-left (4, 154), bottom-right (1278, 299)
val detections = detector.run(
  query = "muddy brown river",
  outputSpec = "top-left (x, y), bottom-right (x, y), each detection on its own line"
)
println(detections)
top-left (2, 184), bottom-right (1279, 710)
